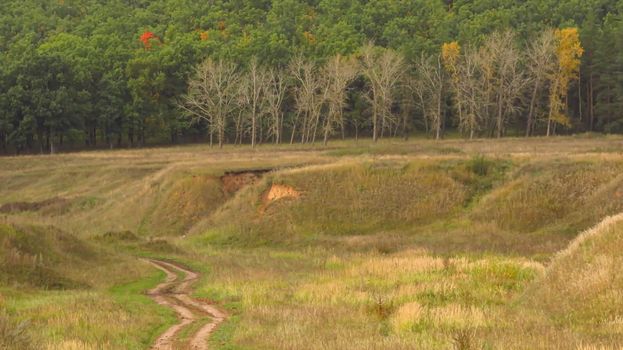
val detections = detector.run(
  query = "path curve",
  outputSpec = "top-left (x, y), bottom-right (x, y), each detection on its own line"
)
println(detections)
top-left (145, 259), bottom-right (227, 350)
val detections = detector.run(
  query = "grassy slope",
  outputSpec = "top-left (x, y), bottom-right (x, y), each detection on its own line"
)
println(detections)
top-left (187, 151), bottom-right (623, 349)
top-left (1, 136), bottom-right (623, 349)
top-left (526, 214), bottom-right (623, 345)
top-left (0, 224), bottom-right (176, 349)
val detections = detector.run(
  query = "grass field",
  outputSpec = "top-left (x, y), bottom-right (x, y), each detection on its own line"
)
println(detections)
top-left (1, 136), bottom-right (623, 349)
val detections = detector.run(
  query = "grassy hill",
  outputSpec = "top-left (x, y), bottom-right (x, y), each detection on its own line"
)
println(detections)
top-left (1, 136), bottom-right (623, 349)
top-left (526, 213), bottom-right (623, 345)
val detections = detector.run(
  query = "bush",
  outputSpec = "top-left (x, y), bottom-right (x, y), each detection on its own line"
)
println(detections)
top-left (467, 154), bottom-right (494, 177)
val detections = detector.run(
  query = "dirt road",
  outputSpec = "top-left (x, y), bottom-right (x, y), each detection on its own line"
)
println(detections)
top-left (145, 259), bottom-right (227, 350)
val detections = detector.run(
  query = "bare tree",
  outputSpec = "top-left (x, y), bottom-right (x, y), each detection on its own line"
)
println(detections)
top-left (525, 29), bottom-right (557, 136)
top-left (478, 31), bottom-right (528, 138)
top-left (264, 67), bottom-right (288, 144)
top-left (398, 72), bottom-right (416, 140)
top-left (322, 54), bottom-right (359, 145)
top-left (234, 78), bottom-right (249, 145)
top-left (180, 58), bottom-right (240, 148)
top-left (289, 55), bottom-right (326, 144)
top-left (413, 54), bottom-right (445, 140)
top-left (360, 43), bottom-right (406, 141)
top-left (289, 55), bottom-right (313, 143)
top-left (442, 42), bottom-right (467, 137)
top-left (443, 43), bottom-right (483, 139)
top-left (238, 57), bottom-right (268, 148)
top-left (457, 48), bottom-right (485, 139)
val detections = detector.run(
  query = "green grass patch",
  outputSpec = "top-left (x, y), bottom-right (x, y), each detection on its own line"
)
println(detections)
top-left (109, 267), bottom-right (178, 348)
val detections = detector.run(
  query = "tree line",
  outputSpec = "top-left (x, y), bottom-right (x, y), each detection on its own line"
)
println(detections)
top-left (1, 0), bottom-right (622, 154)
top-left (181, 29), bottom-right (582, 147)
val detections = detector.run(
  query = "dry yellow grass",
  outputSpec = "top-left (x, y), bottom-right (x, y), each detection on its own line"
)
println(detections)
top-left (1, 136), bottom-right (623, 349)
top-left (527, 215), bottom-right (623, 337)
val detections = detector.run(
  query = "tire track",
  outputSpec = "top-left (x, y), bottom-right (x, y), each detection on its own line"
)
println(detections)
top-left (145, 259), bottom-right (226, 350)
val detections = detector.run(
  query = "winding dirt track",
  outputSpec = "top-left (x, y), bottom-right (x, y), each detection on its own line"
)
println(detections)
top-left (145, 259), bottom-right (227, 350)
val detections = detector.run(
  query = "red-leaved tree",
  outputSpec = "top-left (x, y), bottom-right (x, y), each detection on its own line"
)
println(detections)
top-left (140, 31), bottom-right (158, 49)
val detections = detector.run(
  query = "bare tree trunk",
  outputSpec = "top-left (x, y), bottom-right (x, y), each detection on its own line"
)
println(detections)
top-left (290, 117), bottom-right (298, 144)
top-left (418, 94), bottom-right (429, 133)
top-left (496, 84), bottom-right (504, 138)
top-left (401, 110), bottom-right (408, 141)
top-left (436, 91), bottom-right (442, 140)
top-left (372, 105), bottom-right (378, 142)
top-left (251, 110), bottom-right (256, 148)
top-left (279, 114), bottom-right (284, 144)
top-left (546, 116), bottom-right (552, 137)
top-left (323, 117), bottom-right (331, 145)
top-left (301, 114), bottom-right (307, 144)
top-left (589, 72), bottom-right (594, 131)
top-left (311, 112), bottom-right (319, 144)
top-left (526, 80), bottom-right (540, 137)
top-left (50, 132), bottom-right (55, 155)
top-left (251, 85), bottom-right (257, 148)
top-left (436, 120), bottom-right (441, 140)
top-left (380, 116), bottom-right (386, 139)
top-left (234, 111), bottom-right (242, 145)
top-left (578, 68), bottom-right (583, 127)
top-left (436, 56), bottom-right (444, 140)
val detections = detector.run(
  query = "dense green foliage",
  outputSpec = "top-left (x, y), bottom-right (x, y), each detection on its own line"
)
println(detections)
top-left (1, 0), bottom-right (623, 153)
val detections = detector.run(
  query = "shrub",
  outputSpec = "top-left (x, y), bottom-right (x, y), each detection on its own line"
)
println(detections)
top-left (467, 154), bottom-right (493, 177)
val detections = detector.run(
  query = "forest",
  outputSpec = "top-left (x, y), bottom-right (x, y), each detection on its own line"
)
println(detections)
top-left (1, 0), bottom-right (623, 153)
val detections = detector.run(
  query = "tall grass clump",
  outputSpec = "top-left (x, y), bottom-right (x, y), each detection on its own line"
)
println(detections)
top-left (0, 313), bottom-right (35, 350)
top-left (467, 154), bottom-right (494, 177)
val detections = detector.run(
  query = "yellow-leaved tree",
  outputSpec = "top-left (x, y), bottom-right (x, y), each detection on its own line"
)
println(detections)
top-left (548, 28), bottom-right (583, 136)
top-left (441, 42), bottom-right (466, 134)
top-left (441, 42), bottom-right (461, 73)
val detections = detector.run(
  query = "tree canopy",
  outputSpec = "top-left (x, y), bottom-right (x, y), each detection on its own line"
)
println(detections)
top-left (1, 0), bottom-right (623, 153)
